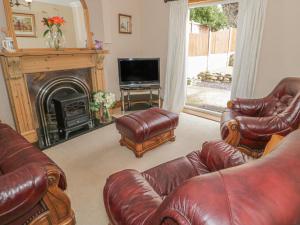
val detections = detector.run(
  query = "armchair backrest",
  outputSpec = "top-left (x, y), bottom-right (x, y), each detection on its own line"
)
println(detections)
top-left (262, 77), bottom-right (300, 116)
top-left (0, 123), bottom-right (67, 189)
top-left (270, 77), bottom-right (300, 98)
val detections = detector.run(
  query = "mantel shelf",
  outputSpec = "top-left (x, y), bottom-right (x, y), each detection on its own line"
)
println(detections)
top-left (0, 49), bottom-right (109, 57)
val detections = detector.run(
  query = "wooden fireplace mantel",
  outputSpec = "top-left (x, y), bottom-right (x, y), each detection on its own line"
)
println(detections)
top-left (0, 49), bottom-right (108, 143)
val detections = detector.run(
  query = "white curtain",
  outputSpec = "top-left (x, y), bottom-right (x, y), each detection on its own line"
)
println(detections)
top-left (231, 0), bottom-right (268, 99)
top-left (163, 0), bottom-right (189, 113)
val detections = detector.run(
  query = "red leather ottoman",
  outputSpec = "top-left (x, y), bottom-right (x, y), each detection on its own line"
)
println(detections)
top-left (116, 108), bottom-right (179, 157)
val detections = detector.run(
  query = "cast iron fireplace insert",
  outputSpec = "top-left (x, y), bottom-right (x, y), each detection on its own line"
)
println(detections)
top-left (53, 92), bottom-right (92, 140)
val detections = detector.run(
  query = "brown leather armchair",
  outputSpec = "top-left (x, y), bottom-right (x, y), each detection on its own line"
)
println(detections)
top-left (0, 123), bottom-right (75, 225)
top-left (221, 77), bottom-right (300, 157)
top-left (104, 130), bottom-right (300, 225)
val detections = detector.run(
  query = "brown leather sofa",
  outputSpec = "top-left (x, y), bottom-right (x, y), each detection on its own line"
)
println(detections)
top-left (0, 123), bottom-right (75, 225)
top-left (104, 129), bottom-right (300, 225)
top-left (221, 77), bottom-right (300, 156)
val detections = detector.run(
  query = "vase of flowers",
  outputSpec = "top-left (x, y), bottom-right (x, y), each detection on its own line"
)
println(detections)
top-left (42, 16), bottom-right (65, 50)
top-left (90, 91), bottom-right (116, 124)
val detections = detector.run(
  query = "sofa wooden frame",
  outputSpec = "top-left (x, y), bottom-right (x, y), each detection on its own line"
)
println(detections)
top-left (224, 101), bottom-right (264, 159)
top-left (29, 165), bottom-right (75, 225)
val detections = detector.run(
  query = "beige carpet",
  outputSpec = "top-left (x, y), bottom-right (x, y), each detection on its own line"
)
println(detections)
top-left (45, 113), bottom-right (220, 225)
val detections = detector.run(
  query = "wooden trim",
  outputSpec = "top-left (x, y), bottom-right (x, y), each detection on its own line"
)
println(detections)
top-left (189, 0), bottom-right (222, 5)
top-left (80, 0), bottom-right (94, 49)
top-left (237, 146), bottom-right (262, 159)
top-left (0, 49), bottom-right (108, 57)
top-left (3, 0), bottom-right (18, 50)
top-left (227, 100), bottom-right (234, 109)
top-left (224, 119), bottom-right (240, 147)
top-left (2, 0), bottom-right (93, 51)
top-left (30, 165), bottom-right (76, 225)
top-left (183, 107), bottom-right (221, 122)
top-left (120, 130), bottom-right (176, 158)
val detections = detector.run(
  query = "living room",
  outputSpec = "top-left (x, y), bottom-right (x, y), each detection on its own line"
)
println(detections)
top-left (0, 0), bottom-right (299, 225)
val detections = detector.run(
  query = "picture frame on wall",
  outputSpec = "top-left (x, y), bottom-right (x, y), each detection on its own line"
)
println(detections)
top-left (119, 14), bottom-right (132, 34)
top-left (12, 13), bottom-right (36, 37)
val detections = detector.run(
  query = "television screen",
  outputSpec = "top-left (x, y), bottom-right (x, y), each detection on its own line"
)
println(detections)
top-left (118, 58), bottom-right (160, 86)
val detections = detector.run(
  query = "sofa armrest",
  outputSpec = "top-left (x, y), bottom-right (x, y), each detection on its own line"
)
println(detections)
top-left (229, 96), bottom-right (273, 116)
top-left (103, 169), bottom-right (162, 225)
top-left (0, 163), bottom-right (48, 225)
top-left (236, 112), bottom-right (298, 140)
top-left (200, 140), bottom-right (248, 171)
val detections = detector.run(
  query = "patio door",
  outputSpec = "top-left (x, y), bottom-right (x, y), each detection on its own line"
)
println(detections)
top-left (185, 1), bottom-right (239, 113)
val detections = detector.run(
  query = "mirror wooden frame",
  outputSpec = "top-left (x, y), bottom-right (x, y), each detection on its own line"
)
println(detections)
top-left (2, 0), bottom-right (94, 51)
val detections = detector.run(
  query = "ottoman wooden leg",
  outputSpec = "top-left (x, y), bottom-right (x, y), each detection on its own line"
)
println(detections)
top-left (119, 136), bottom-right (125, 146)
top-left (170, 130), bottom-right (176, 142)
top-left (170, 136), bottom-right (176, 142)
top-left (135, 144), bottom-right (144, 158)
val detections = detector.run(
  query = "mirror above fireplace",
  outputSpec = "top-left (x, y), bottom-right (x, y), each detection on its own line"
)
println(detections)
top-left (3, 0), bottom-right (93, 50)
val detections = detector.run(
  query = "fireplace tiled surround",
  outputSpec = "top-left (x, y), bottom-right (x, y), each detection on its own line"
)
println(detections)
top-left (0, 50), bottom-right (108, 146)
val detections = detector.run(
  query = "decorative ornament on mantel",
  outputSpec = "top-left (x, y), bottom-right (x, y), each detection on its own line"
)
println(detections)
top-left (94, 40), bottom-right (103, 50)
top-left (9, 0), bottom-right (32, 8)
top-left (42, 16), bottom-right (66, 50)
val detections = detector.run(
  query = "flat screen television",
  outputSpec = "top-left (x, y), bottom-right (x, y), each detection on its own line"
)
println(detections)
top-left (118, 58), bottom-right (160, 88)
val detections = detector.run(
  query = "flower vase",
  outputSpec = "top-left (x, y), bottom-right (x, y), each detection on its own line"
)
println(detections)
top-left (100, 107), bottom-right (112, 124)
top-left (45, 31), bottom-right (65, 50)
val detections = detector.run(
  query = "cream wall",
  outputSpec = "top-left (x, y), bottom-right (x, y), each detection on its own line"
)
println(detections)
top-left (141, 0), bottom-right (169, 95)
top-left (87, 0), bottom-right (169, 99)
top-left (99, 0), bottom-right (169, 99)
top-left (254, 0), bottom-right (300, 97)
top-left (100, 0), bottom-right (144, 99)
top-left (86, 0), bottom-right (104, 41)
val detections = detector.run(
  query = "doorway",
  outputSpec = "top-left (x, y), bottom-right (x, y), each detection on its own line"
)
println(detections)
top-left (185, 2), bottom-right (239, 113)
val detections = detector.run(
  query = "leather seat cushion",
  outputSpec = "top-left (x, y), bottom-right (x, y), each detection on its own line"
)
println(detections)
top-left (116, 108), bottom-right (179, 143)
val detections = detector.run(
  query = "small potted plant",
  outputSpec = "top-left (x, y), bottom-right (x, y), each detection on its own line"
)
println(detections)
top-left (90, 91), bottom-right (116, 124)
top-left (42, 16), bottom-right (65, 50)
